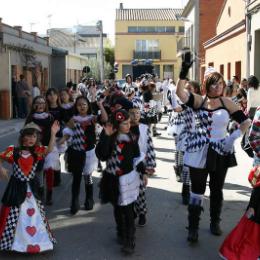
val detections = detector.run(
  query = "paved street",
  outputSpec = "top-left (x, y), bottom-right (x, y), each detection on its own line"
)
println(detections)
top-left (0, 116), bottom-right (253, 260)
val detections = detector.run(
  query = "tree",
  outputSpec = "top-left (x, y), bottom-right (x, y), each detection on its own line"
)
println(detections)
top-left (104, 47), bottom-right (115, 68)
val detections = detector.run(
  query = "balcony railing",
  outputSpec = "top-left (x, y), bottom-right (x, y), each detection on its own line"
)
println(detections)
top-left (133, 50), bottom-right (161, 59)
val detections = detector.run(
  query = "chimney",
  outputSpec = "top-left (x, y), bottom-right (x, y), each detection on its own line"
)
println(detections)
top-left (120, 3), bottom-right (123, 9)
top-left (31, 32), bottom-right (38, 42)
top-left (14, 26), bottom-right (22, 37)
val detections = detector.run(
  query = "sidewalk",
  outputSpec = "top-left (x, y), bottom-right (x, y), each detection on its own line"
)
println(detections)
top-left (0, 119), bottom-right (24, 137)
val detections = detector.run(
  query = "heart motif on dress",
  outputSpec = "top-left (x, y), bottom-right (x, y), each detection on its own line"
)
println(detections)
top-left (118, 143), bottom-right (125, 150)
top-left (118, 155), bottom-right (124, 161)
top-left (27, 192), bottom-right (32, 198)
top-left (27, 208), bottom-right (35, 217)
top-left (27, 244), bottom-right (40, 253)
top-left (18, 156), bottom-right (33, 176)
top-left (26, 226), bottom-right (37, 237)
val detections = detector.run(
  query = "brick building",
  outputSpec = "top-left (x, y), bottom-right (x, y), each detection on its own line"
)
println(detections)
top-left (182, 0), bottom-right (225, 82)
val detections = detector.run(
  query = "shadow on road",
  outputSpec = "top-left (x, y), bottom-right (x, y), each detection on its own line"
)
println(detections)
top-left (0, 173), bottom-right (250, 260)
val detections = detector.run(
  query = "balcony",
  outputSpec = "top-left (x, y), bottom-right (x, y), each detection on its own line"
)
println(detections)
top-left (133, 50), bottom-right (161, 59)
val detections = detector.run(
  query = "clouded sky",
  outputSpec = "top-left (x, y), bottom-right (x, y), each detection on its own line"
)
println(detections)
top-left (0, 0), bottom-right (188, 42)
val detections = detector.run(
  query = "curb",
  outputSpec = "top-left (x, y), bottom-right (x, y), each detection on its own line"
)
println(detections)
top-left (0, 122), bottom-right (24, 138)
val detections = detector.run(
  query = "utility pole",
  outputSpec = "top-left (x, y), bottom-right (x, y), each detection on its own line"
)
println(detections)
top-left (96, 20), bottom-right (104, 82)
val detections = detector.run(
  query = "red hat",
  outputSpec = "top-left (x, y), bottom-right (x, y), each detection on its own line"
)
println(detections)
top-left (248, 166), bottom-right (260, 188)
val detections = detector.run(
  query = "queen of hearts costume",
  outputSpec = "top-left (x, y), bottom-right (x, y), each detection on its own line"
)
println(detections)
top-left (0, 145), bottom-right (55, 253)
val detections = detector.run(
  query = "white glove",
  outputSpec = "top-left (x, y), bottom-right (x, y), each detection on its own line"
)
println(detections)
top-left (223, 129), bottom-right (242, 152)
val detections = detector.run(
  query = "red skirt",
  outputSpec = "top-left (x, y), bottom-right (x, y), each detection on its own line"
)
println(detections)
top-left (219, 214), bottom-right (260, 260)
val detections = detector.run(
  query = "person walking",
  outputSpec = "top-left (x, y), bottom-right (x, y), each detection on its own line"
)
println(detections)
top-left (16, 74), bottom-right (30, 118)
top-left (176, 49), bottom-right (251, 243)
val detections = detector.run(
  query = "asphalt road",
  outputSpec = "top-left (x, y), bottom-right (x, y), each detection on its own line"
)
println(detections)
top-left (0, 117), bottom-right (253, 259)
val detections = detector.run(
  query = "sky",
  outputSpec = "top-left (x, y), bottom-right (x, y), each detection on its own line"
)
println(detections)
top-left (0, 0), bottom-right (188, 43)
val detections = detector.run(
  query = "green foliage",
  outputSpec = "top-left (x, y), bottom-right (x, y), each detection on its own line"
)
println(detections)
top-left (104, 47), bottom-right (115, 68)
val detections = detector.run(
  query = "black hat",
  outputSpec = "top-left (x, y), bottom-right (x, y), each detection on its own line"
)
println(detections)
top-left (111, 96), bottom-right (133, 110)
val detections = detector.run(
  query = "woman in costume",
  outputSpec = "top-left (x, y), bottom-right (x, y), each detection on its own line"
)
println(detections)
top-left (176, 49), bottom-right (251, 243)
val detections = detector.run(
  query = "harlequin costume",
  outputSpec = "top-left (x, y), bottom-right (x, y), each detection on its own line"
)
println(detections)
top-left (96, 109), bottom-right (144, 254)
top-left (64, 114), bottom-right (98, 214)
top-left (219, 166), bottom-right (260, 260)
top-left (130, 122), bottom-right (156, 225)
top-left (0, 145), bottom-right (55, 253)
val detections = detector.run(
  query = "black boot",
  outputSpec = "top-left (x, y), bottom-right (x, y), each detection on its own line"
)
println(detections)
top-left (70, 196), bottom-right (80, 215)
top-left (174, 165), bottom-right (182, 182)
top-left (182, 184), bottom-right (190, 205)
top-left (70, 171), bottom-right (82, 215)
top-left (121, 225), bottom-right (135, 255)
top-left (210, 200), bottom-right (223, 236)
top-left (84, 184), bottom-right (94, 210)
top-left (114, 206), bottom-right (124, 245)
top-left (187, 205), bottom-right (202, 243)
top-left (46, 190), bottom-right (53, 206)
top-left (54, 170), bottom-right (61, 187)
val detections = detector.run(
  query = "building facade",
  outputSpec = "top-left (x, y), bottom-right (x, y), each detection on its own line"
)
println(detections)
top-left (48, 25), bottom-right (110, 59)
top-left (115, 5), bottom-right (184, 81)
top-left (204, 0), bottom-right (247, 82)
top-left (0, 18), bottom-right (52, 119)
top-left (247, 0), bottom-right (260, 80)
top-left (182, 0), bottom-right (225, 82)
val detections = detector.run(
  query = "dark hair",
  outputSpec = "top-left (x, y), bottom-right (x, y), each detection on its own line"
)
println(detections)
top-left (74, 96), bottom-right (92, 115)
top-left (205, 72), bottom-right (225, 93)
top-left (59, 88), bottom-right (74, 103)
top-left (46, 88), bottom-right (59, 107)
top-left (25, 96), bottom-right (47, 124)
top-left (248, 75), bottom-right (259, 90)
top-left (188, 80), bottom-right (201, 95)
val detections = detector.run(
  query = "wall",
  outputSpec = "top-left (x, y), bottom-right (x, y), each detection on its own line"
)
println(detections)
top-left (205, 32), bottom-right (246, 80)
top-left (217, 0), bottom-right (246, 35)
top-left (249, 9), bottom-right (260, 79)
top-left (66, 53), bottom-right (89, 83)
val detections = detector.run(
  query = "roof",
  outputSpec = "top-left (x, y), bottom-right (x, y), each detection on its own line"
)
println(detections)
top-left (116, 8), bottom-right (183, 21)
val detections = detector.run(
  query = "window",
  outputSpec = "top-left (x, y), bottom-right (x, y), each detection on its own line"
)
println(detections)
top-left (128, 27), bottom-right (138, 33)
top-left (136, 40), bottom-right (159, 52)
top-left (220, 64), bottom-right (224, 77)
top-left (128, 26), bottom-right (175, 33)
top-left (179, 26), bottom-right (185, 33)
top-left (227, 63), bottom-right (231, 80)
top-left (235, 61), bottom-right (241, 82)
top-left (166, 26), bottom-right (175, 33)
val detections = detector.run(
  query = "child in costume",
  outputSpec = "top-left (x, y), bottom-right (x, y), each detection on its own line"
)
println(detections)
top-left (60, 95), bottom-right (107, 215)
top-left (219, 166), bottom-right (260, 259)
top-left (0, 121), bottom-right (59, 253)
top-left (46, 88), bottom-right (63, 187)
top-left (96, 109), bottom-right (145, 255)
top-left (129, 104), bottom-right (156, 226)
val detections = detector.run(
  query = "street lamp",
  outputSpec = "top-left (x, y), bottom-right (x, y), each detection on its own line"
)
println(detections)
top-left (96, 20), bottom-right (104, 83)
